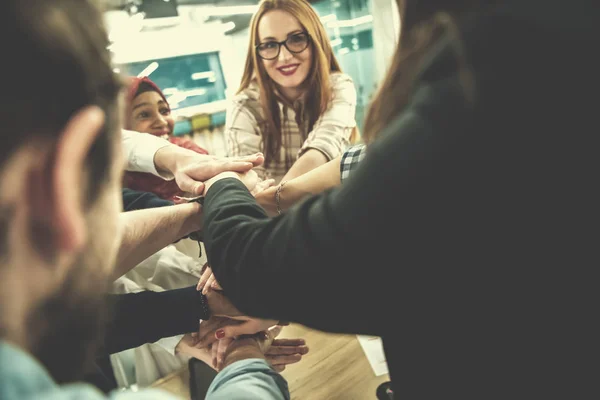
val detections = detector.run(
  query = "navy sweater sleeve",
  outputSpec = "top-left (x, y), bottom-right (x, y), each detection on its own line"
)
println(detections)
top-left (103, 286), bottom-right (207, 354)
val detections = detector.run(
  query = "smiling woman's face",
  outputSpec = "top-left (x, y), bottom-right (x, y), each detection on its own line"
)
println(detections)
top-left (257, 9), bottom-right (312, 100)
top-left (128, 91), bottom-right (174, 137)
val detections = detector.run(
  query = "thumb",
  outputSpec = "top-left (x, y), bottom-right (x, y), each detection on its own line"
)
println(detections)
top-left (175, 173), bottom-right (204, 195)
top-left (268, 325), bottom-right (282, 339)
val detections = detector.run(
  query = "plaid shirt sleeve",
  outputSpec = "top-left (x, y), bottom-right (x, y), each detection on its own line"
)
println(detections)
top-left (224, 94), bottom-right (267, 179)
top-left (299, 73), bottom-right (357, 161)
top-left (340, 144), bottom-right (366, 182)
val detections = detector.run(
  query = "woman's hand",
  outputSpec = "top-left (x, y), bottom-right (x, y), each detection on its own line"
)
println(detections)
top-left (193, 315), bottom-right (278, 349)
top-left (254, 185), bottom-right (279, 217)
top-left (175, 333), bottom-right (215, 369)
top-left (250, 178), bottom-right (276, 197)
top-left (197, 264), bottom-right (222, 293)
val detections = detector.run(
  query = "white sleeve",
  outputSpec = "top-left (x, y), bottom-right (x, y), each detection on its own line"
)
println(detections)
top-left (155, 335), bottom-right (185, 356)
top-left (122, 129), bottom-right (174, 180)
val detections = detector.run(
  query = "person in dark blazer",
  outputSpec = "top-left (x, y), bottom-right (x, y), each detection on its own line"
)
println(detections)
top-left (196, 0), bottom-right (599, 398)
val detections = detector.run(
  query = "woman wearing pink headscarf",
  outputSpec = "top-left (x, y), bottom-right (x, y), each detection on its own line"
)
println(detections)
top-left (123, 76), bottom-right (209, 201)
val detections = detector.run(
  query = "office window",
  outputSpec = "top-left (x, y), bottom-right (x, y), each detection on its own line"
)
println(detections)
top-left (116, 52), bottom-right (227, 110)
top-left (312, 0), bottom-right (375, 130)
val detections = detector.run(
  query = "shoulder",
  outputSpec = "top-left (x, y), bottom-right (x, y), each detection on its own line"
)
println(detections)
top-left (329, 72), bottom-right (357, 102)
top-left (329, 72), bottom-right (355, 89)
top-left (230, 81), bottom-right (261, 107)
top-left (228, 81), bottom-right (263, 122)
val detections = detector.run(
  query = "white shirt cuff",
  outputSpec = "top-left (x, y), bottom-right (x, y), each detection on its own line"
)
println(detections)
top-left (122, 129), bottom-right (174, 180)
top-left (155, 335), bottom-right (185, 356)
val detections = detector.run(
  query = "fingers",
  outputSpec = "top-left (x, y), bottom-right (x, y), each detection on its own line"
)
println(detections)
top-left (195, 317), bottom-right (227, 348)
top-left (175, 173), bottom-right (204, 195)
top-left (197, 264), bottom-right (212, 291)
top-left (211, 278), bottom-right (223, 291)
top-left (196, 330), bottom-right (218, 349)
top-left (218, 319), bottom-right (278, 339)
top-left (267, 325), bottom-right (283, 339)
top-left (266, 341), bottom-right (308, 356)
top-left (200, 262), bottom-right (209, 275)
top-left (260, 179), bottom-right (276, 188)
top-left (195, 317), bottom-right (245, 349)
top-left (251, 178), bottom-right (276, 196)
top-left (202, 273), bottom-right (222, 294)
top-left (271, 338), bottom-right (307, 347)
top-left (266, 346), bottom-right (308, 356)
top-left (203, 274), bottom-right (216, 295)
top-left (172, 196), bottom-right (187, 204)
top-left (216, 337), bottom-right (233, 371)
top-left (215, 161), bottom-right (255, 174)
top-left (229, 153), bottom-right (264, 167)
top-left (254, 179), bottom-right (276, 190)
top-left (266, 353), bottom-right (303, 367)
top-left (211, 342), bottom-right (218, 369)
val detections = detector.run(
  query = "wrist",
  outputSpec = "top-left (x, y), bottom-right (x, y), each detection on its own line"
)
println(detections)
top-left (255, 187), bottom-right (278, 216)
top-left (203, 172), bottom-right (242, 196)
top-left (275, 181), bottom-right (287, 215)
top-left (197, 290), bottom-right (211, 320)
top-left (154, 145), bottom-right (195, 176)
top-left (176, 202), bottom-right (202, 237)
top-left (205, 289), bottom-right (242, 318)
top-left (221, 339), bottom-right (265, 369)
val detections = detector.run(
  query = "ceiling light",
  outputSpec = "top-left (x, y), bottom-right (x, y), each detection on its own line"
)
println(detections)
top-left (222, 21), bottom-right (236, 33)
top-left (137, 61), bottom-right (159, 77)
top-left (196, 5), bottom-right (258, 17)
top-left (191, 71), bottom-right (216, 80)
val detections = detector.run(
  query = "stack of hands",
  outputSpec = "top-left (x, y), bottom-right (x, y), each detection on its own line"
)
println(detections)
top-left (176, 265), bottom-right (309, 372)
top-left (163, 150), bottom-right (304, 371)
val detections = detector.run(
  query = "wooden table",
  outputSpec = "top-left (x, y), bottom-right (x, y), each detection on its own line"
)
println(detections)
top-left (153, 324), bottom-right (390, 400)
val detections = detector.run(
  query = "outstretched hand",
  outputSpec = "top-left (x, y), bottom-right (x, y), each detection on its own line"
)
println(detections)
top-left (154, 145), bottom-right (265, 195)
top-left (193, 315), bottom-right (278, 349)
top-left (198, 325), bottom-right (309, 371)
top-left (195, 288), bottom-right (278, 348)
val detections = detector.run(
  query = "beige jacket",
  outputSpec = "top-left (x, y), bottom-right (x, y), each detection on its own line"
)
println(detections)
top-left (225, 73), bottom-right (357, 182)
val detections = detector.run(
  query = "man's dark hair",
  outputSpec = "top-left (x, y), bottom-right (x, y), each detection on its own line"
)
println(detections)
top-left (1, 0), bottom-right (122, 204)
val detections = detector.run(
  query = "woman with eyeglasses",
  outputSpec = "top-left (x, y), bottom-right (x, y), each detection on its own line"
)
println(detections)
top-left (226, 0), bottom-right (358, 185)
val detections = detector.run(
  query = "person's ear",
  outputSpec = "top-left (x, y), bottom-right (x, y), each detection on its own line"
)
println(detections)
top-left (48, 106), bottom-right (105, 253)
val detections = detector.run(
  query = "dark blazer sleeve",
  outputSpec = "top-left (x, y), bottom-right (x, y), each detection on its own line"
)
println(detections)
top-left (103, 286), bottom-right (208, 354)
top-left (203, 69), bottom-right (472, 336)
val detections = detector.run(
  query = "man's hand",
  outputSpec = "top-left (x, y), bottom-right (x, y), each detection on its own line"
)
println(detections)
top-left (194, 315), bottom-right (278, 349)
top-left (209, 325), bottom-right (308, 371)
top-left (153, 145), bottom-right (264, 195)
top-left (216, 325), bottom-right (307, 371)
top-left (201, 168), bottom-right (263, 196)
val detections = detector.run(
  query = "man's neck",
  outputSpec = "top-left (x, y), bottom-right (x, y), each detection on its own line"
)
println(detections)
top-left (0, 312), bottom-right (28, 350)
top-left (0, 274), bottom-right (36, 352)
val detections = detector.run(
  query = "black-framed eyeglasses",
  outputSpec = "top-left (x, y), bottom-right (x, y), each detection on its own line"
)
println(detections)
top-left (255, 32), bottom-right (311, 60)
